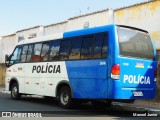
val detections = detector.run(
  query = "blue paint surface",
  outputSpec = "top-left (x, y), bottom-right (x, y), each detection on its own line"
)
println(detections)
top-left (66, 60), bottom-right (108, 98)
top-left (63, 24), bottom-right (157, 100)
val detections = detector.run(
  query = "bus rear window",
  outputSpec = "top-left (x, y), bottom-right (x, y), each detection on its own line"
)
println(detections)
top-left (118, 28), bottom-right (154, 60)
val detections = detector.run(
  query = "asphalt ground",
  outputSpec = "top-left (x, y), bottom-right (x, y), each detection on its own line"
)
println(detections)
top-left (0, 86), bottom-right (160, 119)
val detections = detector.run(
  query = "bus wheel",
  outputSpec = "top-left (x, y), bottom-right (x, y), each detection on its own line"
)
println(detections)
top-left (11, 83), bottom-right (21, 100)
top-left (58, 86), bottom-right (73, 109)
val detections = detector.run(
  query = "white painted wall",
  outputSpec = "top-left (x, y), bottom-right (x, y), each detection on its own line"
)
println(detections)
top-left (0, 37), bottom-right (2, 63)
top-left (16, 26), bottom-right (44, 44)
top-left (1, 34), bottom-right (16, 63)
top-left (44, 21), bottom-right (67, 35)
top-left (67, 9), bottom-right (114, 31)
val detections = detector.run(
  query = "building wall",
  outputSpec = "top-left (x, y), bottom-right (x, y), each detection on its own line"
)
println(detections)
top-left (0, 64), bottom-right (5, 86)
top-left (0, 37), bottom-right (2, 63)
top-left (67, 9), bottom-right (113, 31)
top-left (1, 34), bottom-right (16, 63)
top-left (16, 26), bottom-right (44, 44)
top-left (114, 1), bottom-right (160, 48)
top-left (44, 21), bottom-right (67, 35)
top-left (43, 9), bottom-right (114, 35)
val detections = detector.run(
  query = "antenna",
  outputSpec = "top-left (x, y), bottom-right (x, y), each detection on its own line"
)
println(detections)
top-left (87, 6), bottom-right (90, 13)
top-left (79, 9), bottom-right (81, 15)
top-left (87, 7), bottom-right (90, 11)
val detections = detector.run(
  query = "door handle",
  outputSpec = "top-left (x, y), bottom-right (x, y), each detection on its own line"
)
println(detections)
top-left (26, 82), bottom-right (29, 84)
top-left (35, 83), bottom-right (39, 85)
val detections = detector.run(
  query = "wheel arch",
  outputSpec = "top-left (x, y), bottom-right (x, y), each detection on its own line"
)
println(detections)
top-left (55, 80), bottom-right (73, 98)
top-left (9, 77), bottom-right (19, 91)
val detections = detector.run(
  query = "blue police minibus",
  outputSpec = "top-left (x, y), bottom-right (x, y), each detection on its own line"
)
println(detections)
top-left (5, 24), bottom-right (157, 108)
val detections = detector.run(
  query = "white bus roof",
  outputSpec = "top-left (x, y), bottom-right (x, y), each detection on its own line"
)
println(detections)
top-left (18, 33), bottom-right (63, 45)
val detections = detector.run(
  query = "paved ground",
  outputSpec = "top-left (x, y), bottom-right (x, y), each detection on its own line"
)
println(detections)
top-left (114, 100), bottom-right (160, 110)
top-left (1, 86), bottom-right (160, 110)
top-left (0, 86), bottom-right (160, 119)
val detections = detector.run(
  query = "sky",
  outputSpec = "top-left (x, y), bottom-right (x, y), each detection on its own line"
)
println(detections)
top-left (0, 0), bottom-right (149, 36)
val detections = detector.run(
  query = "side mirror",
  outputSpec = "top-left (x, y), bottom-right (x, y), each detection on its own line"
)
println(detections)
top-left (5, 54), bottom-right (10, 67)
top-left (5, 54), bottom-right (9, 61)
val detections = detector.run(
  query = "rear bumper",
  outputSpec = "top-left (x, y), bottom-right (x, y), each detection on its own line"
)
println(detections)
top-left (108, 79), bottom-right (156, 99)
top-left (113, 87), bottom-right (155, 99)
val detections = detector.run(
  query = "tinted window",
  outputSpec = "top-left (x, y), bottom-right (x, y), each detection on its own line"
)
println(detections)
top-left (118, 28), bottom-right (154, 59)
top-left (59, 40), bottom-right (70, 60)
top-left (81, 36), bottom-right (94, 59)
top-left (102, 34), bottom-right (108, 58)
top-left (10, 46), bottom-right (22, 64)
top-left (69, 38), bottom-right (82, 59)
top-left (26, 45), bottom-right (34, 62)
top-left (32, 43), bottom-right (42, 62)
top-left (20, 45), bottom-right (28, 62)
top-left (41, 42), bottom-right (50, 61)
top-left (93, 34), bottom-right (103, 58)
top-left (49, 40), bottom-right (60, 61)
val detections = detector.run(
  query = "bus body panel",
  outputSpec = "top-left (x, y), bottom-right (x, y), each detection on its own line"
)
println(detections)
top-left (107, 58), bottom-right (156, 99)
top-left (107, 25), bottom-right (157, 100)
top-left (108, 77), bottom-right (155, 99)
top-left (5, 62), bottom-right (69, 97)
top-left (5, 64), bottom-right (25, 93)
top-left (120, 58), bottom-right (156, 88)
top-left (65, 59), bottom-right (108, 98)
top-left (64, 25), bottom-right (116, 99)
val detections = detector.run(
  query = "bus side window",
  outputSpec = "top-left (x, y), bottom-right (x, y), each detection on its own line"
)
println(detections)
top-left (41, 42), bottom-right (50, 62)
top-left (49, 40), bottom-right (60, 61)
top-left (93, 34), bottom-right (103, 59)
top-left (102, 34), bottom-right (108, 58)
top-left (59, 39), bottom-right (70, 60)
top-left (26, 44), bottom-right (34, 62)
top-left (81, 36), bottom-right (94, 59)
top-left (20, 45), bottom-right (28, 62)
top-left (10, 46), bottom-right (22, 64)
top-left (69, 37), bottom-right (82, 60)
top-left (32, 43), bottom-right (42, 62)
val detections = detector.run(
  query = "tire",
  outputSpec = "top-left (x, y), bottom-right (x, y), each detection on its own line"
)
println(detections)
top-left (11, 83), bottom-right (21, 100)
top-left (58, 86), bottom-right (73, 109)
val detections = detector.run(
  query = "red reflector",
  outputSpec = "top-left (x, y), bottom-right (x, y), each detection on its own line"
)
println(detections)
top-left (111, 64), bottom-right (120, 75)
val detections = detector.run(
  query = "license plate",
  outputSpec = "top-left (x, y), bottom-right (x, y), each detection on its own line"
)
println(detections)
top-left (133, 91), bottom-right (143, 96)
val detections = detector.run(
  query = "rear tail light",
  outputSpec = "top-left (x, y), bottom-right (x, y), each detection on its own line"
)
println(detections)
top-left (154, 68), bottom-right (158, 78)
top-left (111, 64), bottom-right (120, 80)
